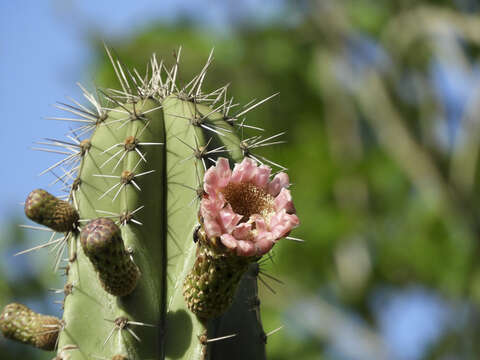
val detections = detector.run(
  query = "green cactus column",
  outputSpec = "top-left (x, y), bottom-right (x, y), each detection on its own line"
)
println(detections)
top-left (58, 96), bottom-right (166, 359)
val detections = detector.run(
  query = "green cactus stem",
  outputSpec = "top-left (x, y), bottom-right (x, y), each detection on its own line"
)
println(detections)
top-left (80, 218), bottom-right (141, 297)
top-left (24, 189), bottom-right (79, 232)
top-left (0, 303), bottom-right (61, 351)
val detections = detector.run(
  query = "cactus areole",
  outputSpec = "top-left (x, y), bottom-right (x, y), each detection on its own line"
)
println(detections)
top-left (1, 49), bottom-right (299, 360)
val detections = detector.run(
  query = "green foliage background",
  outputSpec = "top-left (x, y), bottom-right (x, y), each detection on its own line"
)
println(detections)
top-left (4, 1), bottom-right (480, 359)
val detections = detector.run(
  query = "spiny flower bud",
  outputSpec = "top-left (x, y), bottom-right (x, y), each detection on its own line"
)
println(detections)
top-left (0, 303), bottom-right (61, 351)
top-left (25, 189), bottom-right (78, 232)
top-left (80, 218), bottom-right (140, 297)
top-left (183, 236), bottom-right (249, 320)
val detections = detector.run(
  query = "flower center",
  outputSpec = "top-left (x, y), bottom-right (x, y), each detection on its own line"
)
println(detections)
top-left (222, 182), bottom-right (274, 221)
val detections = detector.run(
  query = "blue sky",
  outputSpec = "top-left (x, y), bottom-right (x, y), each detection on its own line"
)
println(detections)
top-left (0, 0), bottom-right (287, 222)
top-left (1, 1), bottom-right (86, 221)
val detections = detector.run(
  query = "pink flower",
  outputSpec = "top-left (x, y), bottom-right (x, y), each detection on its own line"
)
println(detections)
top-left (200, 157), bottom-right (299, 257)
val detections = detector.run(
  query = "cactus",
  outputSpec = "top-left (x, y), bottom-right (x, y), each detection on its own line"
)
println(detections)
top-left (1, 48), bottom-right (299, 360)
top-left (0, 303), bottom-right (62, 351)
top-left (80, 218), bottom-right (141, 297)
top-left (25, 189), bottom-right (79, 233)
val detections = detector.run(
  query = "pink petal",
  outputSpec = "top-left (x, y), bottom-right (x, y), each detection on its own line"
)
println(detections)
top-left (236, 240), bottom-right (256, 257)
top-left (274, 188), bottom-right (296, 214)
top-left (220, 234), bottom-right (238, 251)
top-left (200, 195), bottom-right (224, 219)
top-left (254, 234), bottom-right (275, 256)
top-left (252, 215), bottom-right (268, 233)
top-left (215, 158), bottom-right (232, 187)
top-left (231, 157), bottom-right (258, 183)
top-left (268, 172), bottom-right (290, 196)
top-left (232, 222), bottom-right (251, 239)
top-left (269, 210), bottom-right (300, 240)
top-left (204, 157), bottom-right (232, 194)
top-left (253, 165), bottom-right (271, 189)
top-left (218, 204), bottom-right (242, 234)
top-left (203, 216), bottom-right (222, 238)
top-left (203, 169), bottom-right (219, 195)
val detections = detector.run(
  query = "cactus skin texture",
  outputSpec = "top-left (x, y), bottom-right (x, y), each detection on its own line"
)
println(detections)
top-left (0, 303), bottom-right (61, 351)
top-left (0, 49), bottom-right (298, 360)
